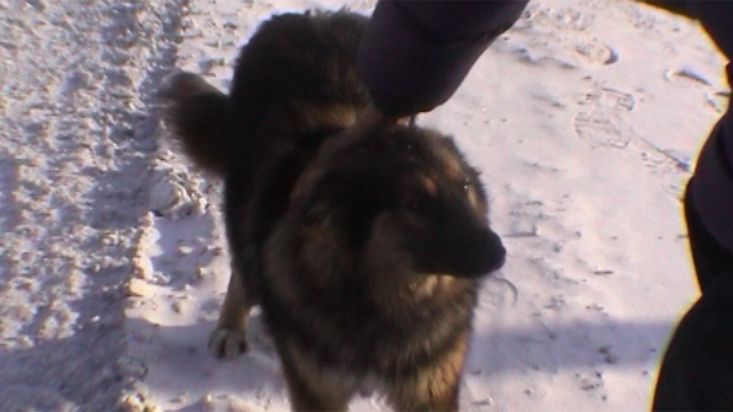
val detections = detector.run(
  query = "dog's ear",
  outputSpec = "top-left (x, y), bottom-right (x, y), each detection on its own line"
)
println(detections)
top-left (289, 109), bottom-right (393, 211)
top-left (291, 171), bottom-right (360, 228)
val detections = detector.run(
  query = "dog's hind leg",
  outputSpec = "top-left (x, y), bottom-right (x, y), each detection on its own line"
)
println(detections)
top-left (208, 265), bottom-right (255, 359)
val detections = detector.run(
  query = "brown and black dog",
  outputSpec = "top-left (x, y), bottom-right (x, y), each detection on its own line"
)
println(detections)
top-left (163, 10), bottom-right (505, 411)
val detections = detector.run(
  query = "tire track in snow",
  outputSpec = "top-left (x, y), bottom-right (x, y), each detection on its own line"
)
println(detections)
top-left (122, 2), bottom-right (277, 409)
top-left (0, 0), bottom-right (186, 409)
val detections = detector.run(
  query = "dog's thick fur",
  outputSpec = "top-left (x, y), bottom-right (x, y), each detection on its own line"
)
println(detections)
top-left (163, 10), bottom-right (505, 411)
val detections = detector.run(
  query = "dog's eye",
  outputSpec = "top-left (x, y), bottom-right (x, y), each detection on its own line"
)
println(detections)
top-left (462, 178), bottom-right (472, 192)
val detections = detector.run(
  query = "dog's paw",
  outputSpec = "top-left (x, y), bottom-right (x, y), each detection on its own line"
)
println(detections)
top-left (208, 327), bottom-right (248, 359)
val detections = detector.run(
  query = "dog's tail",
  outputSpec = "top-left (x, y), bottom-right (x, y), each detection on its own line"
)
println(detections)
top-left (161, 71), bottom-right (230, 174)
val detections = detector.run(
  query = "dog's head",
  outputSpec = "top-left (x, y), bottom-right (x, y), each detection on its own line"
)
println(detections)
top-left (289, 125), bottom-right (505, 279)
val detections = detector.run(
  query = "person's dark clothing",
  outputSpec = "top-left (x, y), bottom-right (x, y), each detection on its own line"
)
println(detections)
top-left (652, 270), bottom-right (733, 411)
top-left (356, 0), bottom-right (528, 117)
top-left (686, 175), bottom-right (733, 293)
top-left (357, 1), bottom-right (733, 411)
top-left (652, 183), bottom-right (733, 411)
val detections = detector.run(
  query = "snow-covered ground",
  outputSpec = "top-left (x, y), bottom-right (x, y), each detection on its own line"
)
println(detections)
top-left (1, 0), bottom-right (728, 411)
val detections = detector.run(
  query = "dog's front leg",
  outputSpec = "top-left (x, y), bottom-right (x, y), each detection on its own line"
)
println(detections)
top-left (387, 332), bottom-right (468, 412)
top-left (208, 265), bottom-right (254, 359)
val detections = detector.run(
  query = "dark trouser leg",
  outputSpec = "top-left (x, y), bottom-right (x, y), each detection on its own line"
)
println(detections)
top-left (652, 274), bottom-right (733, 411)
top-left (653, 178), bottom-right (733, 411)
top-left (684, 178), bottom-right (733, 293)
top-left (654, 92), bottom-right (733, 410)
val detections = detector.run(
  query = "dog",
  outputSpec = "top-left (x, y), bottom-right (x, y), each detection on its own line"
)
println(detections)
top-left (162, 10), bottom-right (506, 411)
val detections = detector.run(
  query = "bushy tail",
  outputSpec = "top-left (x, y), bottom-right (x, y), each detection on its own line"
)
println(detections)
top-left (161, 71), bottom-right (230, 174)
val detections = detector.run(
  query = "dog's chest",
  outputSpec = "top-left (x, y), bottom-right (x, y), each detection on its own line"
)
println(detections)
top-left (404, 274), bottom-right (458, 300)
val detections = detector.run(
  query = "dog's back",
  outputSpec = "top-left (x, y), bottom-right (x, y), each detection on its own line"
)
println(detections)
top-left (163, 11), bottom-right (369, 175)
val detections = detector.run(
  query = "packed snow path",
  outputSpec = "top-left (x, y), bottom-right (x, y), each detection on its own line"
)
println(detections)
top-left (0, 0), bottom-right (186, 409)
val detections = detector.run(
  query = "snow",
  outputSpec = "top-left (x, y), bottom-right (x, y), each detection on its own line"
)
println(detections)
top-left (0, 0), bottom-right (728, 411)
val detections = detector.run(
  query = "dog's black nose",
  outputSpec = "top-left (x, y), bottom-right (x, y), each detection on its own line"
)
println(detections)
top-left (431, 227), bottom-right (506, 278)
top-left (463, 228), bottom-right (506, 276)
top-left (485, 230), bottom-right (506, 272)
top-left (413, 222), bottom-right (507, 278)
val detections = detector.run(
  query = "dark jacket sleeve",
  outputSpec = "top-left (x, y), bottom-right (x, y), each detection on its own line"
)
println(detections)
top-left (356, 0), bottom-right (528, 117)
